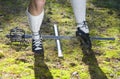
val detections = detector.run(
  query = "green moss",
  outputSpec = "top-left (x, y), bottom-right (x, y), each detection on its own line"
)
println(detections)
top-left (105, 50), bottom-right (120, 58)
top-left (0, 0), bottom-right (120, 79)
top-left (0, 43), bottom-right (10, 48)
top-left (101, 66), bottom-right (113, 74)
top-left (107, 28), bottom-right (119, 36)
top-left (102, 61), bottom-right (110, 65)
top-left (116, 71), bottom-right (120, 75)
top-left (80, 72), bottom-right (89, 79)
top-left (21, 76), bottom-right (34, 79)
top-left (51, 69), bottom-right (70, 79)
top-left (0, 50), bottom-right (4, 58)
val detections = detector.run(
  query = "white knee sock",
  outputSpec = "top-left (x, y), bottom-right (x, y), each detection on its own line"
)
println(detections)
top-left (70, 0), bottom-right (89, 33)
top-left (26, 8), bottom-right (44, 39)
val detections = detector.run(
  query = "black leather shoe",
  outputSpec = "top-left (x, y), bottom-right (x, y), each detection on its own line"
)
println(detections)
top-left (76, 27), bottom-right (92, 50)
top-left (32, 38), bottom-right (43, 53)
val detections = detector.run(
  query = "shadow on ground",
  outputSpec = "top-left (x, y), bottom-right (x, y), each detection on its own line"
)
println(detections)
top-left (92, 0), bottom-right (120, 10)
top-left (0, 0), bottom-right (28, 15)
top-left (82, 49), bottom-right (108, 79)
top-left (34, 50), bottom-right (53, 79)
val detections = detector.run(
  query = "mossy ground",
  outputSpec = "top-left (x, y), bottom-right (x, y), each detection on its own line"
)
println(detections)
top-left (0, 0), bottom-right (120, 79)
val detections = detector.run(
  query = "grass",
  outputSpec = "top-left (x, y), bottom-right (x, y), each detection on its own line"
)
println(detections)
top-left (0, 0), bottom-right (120, 79)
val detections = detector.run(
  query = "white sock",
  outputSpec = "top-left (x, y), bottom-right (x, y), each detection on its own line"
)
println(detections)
top-left (32, 32), bottom-right (40, 40)
top-left (77, 22), bottom-right (89, 33)
top-left (26, 8), bottom-right (44, 39)
top-left (70, 0), bottom-right (89, 33)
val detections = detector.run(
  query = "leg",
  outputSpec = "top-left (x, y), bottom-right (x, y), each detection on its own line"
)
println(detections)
top-left (70, 0), bottom-right (89, 33)
top-left (27, 0), bottom-right (45, 34)
top-left (26, 0), bottom-right (46, 53)
top-left (70, 0), bottom-right (92, 49)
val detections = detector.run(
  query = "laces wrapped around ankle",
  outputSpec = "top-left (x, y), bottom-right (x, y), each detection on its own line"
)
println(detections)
top-left (33, 39), bottom-right (42, 50)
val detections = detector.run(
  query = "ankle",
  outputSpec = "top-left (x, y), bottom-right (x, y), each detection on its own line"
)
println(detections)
top-left (32, 32), bottom-right (40, 40)
top-left (77, 21), bottom-right (89, 34)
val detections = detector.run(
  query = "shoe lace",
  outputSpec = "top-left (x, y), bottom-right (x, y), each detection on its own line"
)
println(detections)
top-left (82, 21), bottom-right (88, 29)
top-left (78, 21), bottom-right (88, 29)
top-left (33, 38), bottom-right (42, 50)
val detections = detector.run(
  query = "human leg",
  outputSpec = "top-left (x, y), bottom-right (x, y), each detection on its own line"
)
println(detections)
top-left (70, 0), bottom-right (92, 49)
top-left (26, 0), bottom-right (46, 53)
top-left (70, 0), bottom-right (89, 33)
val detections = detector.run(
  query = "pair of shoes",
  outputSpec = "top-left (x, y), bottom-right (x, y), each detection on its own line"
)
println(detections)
top-left (32, 37), bottom-right (43, 53)
top-left (76, 22), bottom-right (92, 49)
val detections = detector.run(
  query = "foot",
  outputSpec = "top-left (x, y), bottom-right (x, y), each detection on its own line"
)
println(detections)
top-left (32, 37), bottom-right (43, 53)
top-left (76, 21), bottom-right (92, 49)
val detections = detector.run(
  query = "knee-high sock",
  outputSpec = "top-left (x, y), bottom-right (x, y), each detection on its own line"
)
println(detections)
top-left (70, 0), bottom-right (89, 33)
top-left (26, 9), bottom-right (44, 39)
